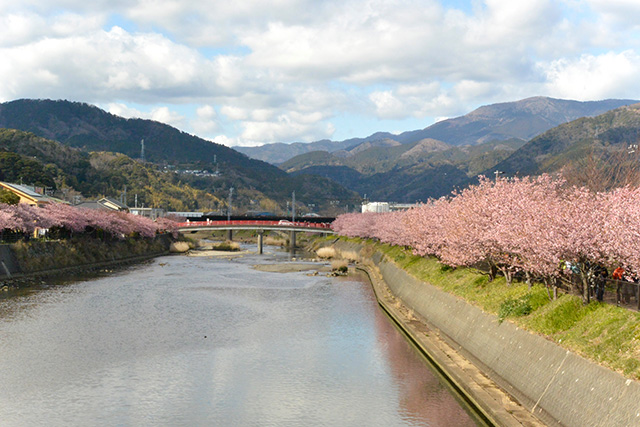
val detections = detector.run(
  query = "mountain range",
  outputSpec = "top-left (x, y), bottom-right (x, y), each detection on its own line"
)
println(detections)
top-left (1, 96), bottom-right (639, 211)
top-left (249, 97), bottom-right (639, 201)
top-left (238, 96), bottom-right (637, 165)
top-left (0, 99), bottom-right (360, 214)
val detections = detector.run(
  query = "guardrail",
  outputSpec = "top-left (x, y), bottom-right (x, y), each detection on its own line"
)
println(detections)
top-left (176, 220), bottom-right (333, 230)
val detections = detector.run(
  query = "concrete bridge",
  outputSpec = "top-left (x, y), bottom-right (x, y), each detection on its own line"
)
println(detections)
top-left (177, 220), bottom-right (334, 254)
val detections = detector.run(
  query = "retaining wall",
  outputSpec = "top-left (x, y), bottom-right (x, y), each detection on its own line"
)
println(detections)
top-left (0, 235), bottom-right (172, 282)
top-left (335, 240), bottom-right (640, 427)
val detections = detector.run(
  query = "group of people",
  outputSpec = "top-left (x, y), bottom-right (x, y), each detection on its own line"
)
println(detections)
top-left (592, 266), bottom-right (627, 302)
top-left (563, 261), bottom-right (627, 302)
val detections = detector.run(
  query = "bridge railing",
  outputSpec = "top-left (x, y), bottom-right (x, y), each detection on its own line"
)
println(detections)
top-left (176, 220), bottom-right (333, 230)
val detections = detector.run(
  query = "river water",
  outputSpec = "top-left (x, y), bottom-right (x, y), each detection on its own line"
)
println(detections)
top-left (0, 245), bottom-right (480, 426)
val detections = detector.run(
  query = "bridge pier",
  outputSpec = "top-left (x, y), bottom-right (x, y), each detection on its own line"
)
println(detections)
top-left (226, 229), bottom-right (233, 241)
top-left (289, 231), bottom-right (296, 250)
top-left (257, 231), bottom-right (264, 254)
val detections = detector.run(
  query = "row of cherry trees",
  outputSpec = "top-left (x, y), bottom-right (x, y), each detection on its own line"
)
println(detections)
top-left (333, 175), bottom-right (640, 300)
top-left (0, 203), bottom-right (178, 240)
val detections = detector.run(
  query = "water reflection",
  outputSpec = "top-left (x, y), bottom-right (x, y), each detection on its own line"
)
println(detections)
top-left (0, 247), bottom-right (478, 426)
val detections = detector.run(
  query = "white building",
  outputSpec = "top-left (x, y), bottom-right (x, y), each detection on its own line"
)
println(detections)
top-left (361, 202), bottom-right (390, 213)
top-left (130, 207), bottom-right (165, 219)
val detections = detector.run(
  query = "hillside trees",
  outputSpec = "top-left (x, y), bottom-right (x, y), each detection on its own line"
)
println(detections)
top-left (0, 151), bottom-right (57, 188)
top-left (0, 189), bottom-right (19, 205)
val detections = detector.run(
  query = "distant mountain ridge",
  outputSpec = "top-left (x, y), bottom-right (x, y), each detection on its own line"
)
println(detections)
top-left (277, 98), bottom-right (640, 202)
top-left (0, 99), bottom-right (262, 168)
top-left (280, 137), bottom-right (526, 202)
top-left (483, 102), bottom-right (640, 179)
top-left (238, 97), bottom-right (638, 164)
top-left (0, 99), bottom-right (360, 213)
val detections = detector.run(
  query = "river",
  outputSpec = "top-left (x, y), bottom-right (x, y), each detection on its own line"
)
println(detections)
top-left (0, 245), bottom-right (481, 426)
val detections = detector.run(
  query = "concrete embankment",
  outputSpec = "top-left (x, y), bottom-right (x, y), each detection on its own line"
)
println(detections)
top-left (0, 235), bottom-right (172, 285)
top-left (332, 240), bottom-right (640, 427)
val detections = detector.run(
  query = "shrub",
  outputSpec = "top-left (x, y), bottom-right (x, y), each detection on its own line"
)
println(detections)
top-left (212, 241), bottom-right (240, 251)
top-left (317, 247), bottom-right (336, 259)
top-left (331, 259), bottom-right (348, 271)
top-left (498, 294), bottom-right (534, 323)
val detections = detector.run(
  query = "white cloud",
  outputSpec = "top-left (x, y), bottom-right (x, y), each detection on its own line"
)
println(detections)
top-left (1, 0), bottom-right (640, 145)
top-left (211, 134), bottom-right (264, 148)
top-left (587, 0), bottom-right (640, 29)
top-left (542, 51), bottom-right (640, 100)
top-left (0, 26), bottom-right (222, 102)
top-left (105, 102), bottom-right (185, 129)
top-left (191, 105), bottom-right (220, 136)
top-left (369, 83), bottom-right (460, 120)
top-left (240, 113), bottom-right (335, 145)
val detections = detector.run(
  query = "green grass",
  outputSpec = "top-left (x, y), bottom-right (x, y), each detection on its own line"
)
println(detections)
top-left (347, 238), bottom-right (640, 379)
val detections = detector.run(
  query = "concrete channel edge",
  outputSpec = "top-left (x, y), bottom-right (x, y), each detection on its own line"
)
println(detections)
top-left (356, 264), bottom-right (544, 427)
top-left (331, 239), bottom-right (640, 427)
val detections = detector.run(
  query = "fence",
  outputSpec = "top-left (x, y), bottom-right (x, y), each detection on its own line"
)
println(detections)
top-left (557, 274), bottom-right (640, 310)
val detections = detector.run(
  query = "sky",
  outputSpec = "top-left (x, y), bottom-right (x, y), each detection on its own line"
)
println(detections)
top-left (1, 0), bottom-right (640, 147)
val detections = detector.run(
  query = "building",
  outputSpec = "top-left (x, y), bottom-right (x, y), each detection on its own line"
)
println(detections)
top-left (167, 211), bottom-right (204, 219)
top-left (75, 197), bottom-right (129, 212)
top-left (0, 182), bottom-right (55, 206)
top-left (129, 207), bottom-right (165, 220)
top-left (361, 202), bottom-right (390, 213)
top-left (389, 203), bottom-right (419, 211)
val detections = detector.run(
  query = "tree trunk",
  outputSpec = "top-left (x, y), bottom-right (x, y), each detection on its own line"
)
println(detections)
top-left (581, 273), bottom-right (590, 304)
top-left (544, 278), bottom-right (553, 300)
top-left (498, 265), bottom-right (513, 286)
top-left (487, 261), bottom-right (498, 282)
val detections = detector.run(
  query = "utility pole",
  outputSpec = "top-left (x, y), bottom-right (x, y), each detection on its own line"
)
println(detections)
top-left (227, 187), bottom-right (234, 241)
top-left (141, 139), bottom-right (145, 162)
top-left (292, 191), bottom-right (296, 222)
top-left (227, 187), bottom-right (234, 221)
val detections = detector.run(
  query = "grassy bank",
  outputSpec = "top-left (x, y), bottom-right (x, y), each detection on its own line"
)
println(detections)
top-left (327, 236), bottom-right (640, 380)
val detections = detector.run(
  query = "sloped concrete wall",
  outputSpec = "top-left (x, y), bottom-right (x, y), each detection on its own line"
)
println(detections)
top-left (335, 240), bottom-right (640, 427)
top-left (0, 245), bottom-right (21, 276)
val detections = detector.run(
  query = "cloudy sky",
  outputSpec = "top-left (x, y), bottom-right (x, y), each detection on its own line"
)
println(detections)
top-left (1, 0), bottom-right (640, 147)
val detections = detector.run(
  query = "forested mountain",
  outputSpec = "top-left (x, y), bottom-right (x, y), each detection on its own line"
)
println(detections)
top-left (481, 103), bottom-right (640, 191)
top-left (238, 97), bottom-right (638, 165)
top-left (4, 97), bottom-right (637, 209)
top-left (283, 138), bottom-right (525, 201)
top-left (0, 129), bottom-right (222, 211)
top-left (0, 100), bottom-right (360, 214)
top-left (275, 97), bottom-right (640, 202)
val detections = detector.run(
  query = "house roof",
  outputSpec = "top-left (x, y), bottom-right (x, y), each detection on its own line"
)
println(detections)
top-left (0, 182), bottom-right (52, 204)
top-left (76, 197), bottom-right (129, 211)
top-left (98, 197), bottom-right (128, 211)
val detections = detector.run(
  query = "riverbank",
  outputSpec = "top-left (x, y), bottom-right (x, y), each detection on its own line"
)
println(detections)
top-left (0, 235), bottom-right (172, 288)
top-left (317, 238), bottom-right (640, 427)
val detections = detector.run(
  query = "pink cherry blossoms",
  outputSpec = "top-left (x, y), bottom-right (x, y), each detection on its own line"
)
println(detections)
top-left (333, 175), bottom-right (640, 289)
top-left (0, 203), bottom-right (178, 240)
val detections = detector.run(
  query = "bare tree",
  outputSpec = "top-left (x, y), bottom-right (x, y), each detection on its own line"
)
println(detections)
top-left (561, 144), bottom-right (640, 191)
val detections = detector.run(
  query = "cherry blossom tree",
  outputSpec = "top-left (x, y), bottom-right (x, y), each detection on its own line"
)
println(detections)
top-left (331, 174), bottom-right (631, 299)
top-left (42, 203), bottom-right (89, 234)
top-left (155, 216), bottom-right (179, 237)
